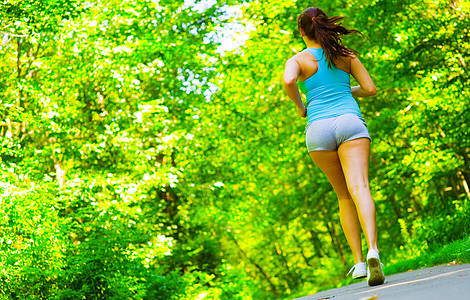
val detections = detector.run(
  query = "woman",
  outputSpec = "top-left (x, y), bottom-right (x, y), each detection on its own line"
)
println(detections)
top-left (283, 7), bottom-right (385, 287)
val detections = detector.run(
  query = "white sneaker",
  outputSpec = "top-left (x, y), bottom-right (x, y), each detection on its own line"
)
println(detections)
top-left (347, 262), bottom-right (367, 279)
top-left (367, 249), bottom-right (385, 286)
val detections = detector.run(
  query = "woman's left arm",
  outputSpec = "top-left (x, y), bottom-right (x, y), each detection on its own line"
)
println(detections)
top-left (283, 58), bottom-right (307, 118)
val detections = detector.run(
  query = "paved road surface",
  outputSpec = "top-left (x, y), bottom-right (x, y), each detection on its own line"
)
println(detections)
top-left (294, 263), bottom-right (470, 300)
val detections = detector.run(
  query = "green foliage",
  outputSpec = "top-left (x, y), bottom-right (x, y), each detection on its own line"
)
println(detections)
top-left (419, 204), bottom-right (470, 251)
top-left (384, 236), bottom-right (470, 276)
top-left (0, 175), bottom-right (66, 299)
top-left (0, 0), bottom-right (469, 299)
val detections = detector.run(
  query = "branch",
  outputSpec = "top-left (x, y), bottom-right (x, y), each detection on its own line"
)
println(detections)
top-left (16, 38), bottom-right (22, 79)
top-left (1, 31), bottom-right (29, 38)
top-left (1, 23), bottom-right (12, 29)
top-left (24, 37), bottom-right (43, 76)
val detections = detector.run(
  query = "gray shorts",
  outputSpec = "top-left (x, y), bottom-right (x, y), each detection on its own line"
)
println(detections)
top-left (305, 113), bottom-right (371, 152)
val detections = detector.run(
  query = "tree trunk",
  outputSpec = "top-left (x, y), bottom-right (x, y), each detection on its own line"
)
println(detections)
top-left (228, 233), bottom-right (279, 295)
top-left (389, 195), bottom-right (403, 220)
top-left (458, 170), bottom-right (470, 200)
top-left (324, 219), bottom-right (347, 269)
top-left (308, 229), bottom-right (324, 258)
top-left (273, 239), bottom-right (297, 291)
top-left (292, 234), bottom-right (312, 266)
top-left (458, 152), bottom-right (470, 200)
top-left (52, 156), bottom-right (66, 188)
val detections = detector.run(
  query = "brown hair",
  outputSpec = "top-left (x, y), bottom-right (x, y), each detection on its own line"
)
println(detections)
top-left (297, 7), bottom-right (362, 68)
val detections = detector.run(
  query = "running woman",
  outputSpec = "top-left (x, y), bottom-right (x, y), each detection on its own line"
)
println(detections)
top-left (283, 7), bottom-right (385, 287)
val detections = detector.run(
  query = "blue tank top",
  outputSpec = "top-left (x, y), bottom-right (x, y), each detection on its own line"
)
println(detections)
top-left (297, 48), bottom-right (362, 124)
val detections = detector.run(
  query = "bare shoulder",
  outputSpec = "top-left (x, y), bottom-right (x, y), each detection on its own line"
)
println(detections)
top-left (349, 54), bottom-right (360, 62)
top-left (286, 52), bottom-right (305, 64)
top-left (296, 50), bottom-right (315, 61)
top-left (334, 55), bottom-right (354, 73)
top-left (338, 54), bottom-right (355, 64)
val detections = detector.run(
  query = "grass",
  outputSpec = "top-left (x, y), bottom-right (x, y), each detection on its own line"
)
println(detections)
top-left (332, 237), bottom-right (470, 290)
top-left (288, 237), bottom-right (470, 299)
top-left (342, 237), bottom-right (470, 290)
top-left (383, 236), bottom-right (470, 275)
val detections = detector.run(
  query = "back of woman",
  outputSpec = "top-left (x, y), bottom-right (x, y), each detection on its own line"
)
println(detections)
top-left (297, 47), bottom-right (360, 123)
top-left (282, 6), bottom-right (385, 289)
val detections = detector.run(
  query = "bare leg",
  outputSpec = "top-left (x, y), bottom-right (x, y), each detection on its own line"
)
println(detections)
top-left (338, 138), bottom-right (378, 252)
top-left (309, 150), bottom-right (365, 264)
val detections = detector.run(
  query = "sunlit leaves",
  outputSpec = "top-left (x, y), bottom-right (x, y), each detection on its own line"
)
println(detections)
top-left (1, 0), bottom-right (470, 298)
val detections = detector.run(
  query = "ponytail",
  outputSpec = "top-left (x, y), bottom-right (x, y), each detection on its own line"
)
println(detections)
top-left (297, 7), bottom-right (362, 68)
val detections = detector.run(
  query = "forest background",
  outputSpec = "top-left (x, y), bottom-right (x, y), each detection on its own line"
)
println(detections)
top-left (0, 0), bottom-right (469, 299)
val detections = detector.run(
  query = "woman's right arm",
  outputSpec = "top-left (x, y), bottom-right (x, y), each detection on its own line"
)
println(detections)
top-left (283, 57), bottom-right (307, 118)
top-left (350, 56), bottom-right (377, 97)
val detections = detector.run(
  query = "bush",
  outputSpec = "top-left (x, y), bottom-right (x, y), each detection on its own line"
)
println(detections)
top-left (420, 203), bottom-right (470, 251)
top-left (0, 170), bottom-right (235, 299)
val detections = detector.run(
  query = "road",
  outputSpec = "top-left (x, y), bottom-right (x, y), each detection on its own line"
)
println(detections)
top-left (294, 263), bottom-right (470, 300)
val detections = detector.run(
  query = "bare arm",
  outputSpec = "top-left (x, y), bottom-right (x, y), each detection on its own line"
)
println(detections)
top-left (283, 58), bottom-right (307, 118)
top-left (350, 56), bottom-right (376, 97)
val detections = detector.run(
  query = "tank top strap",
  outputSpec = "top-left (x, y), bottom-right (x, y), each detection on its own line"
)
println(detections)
top-left (305, 48), bottom-right (326, 66)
